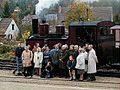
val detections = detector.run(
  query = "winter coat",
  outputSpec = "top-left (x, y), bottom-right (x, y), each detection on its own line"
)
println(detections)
top-left (33, 51), bottom-right (43, 68)
top-left (75, 52), bottom-right (87, 70)
top-left (22, 50), bottom-right (33, 67)
top-left (43, 51), bottom-right (51, 64)
top-left (64, 50), bottom-right (75, 61)
top-left (51, 49), bottom-right (61, 65)
top-left (87, 49), bottom-right (98, 74)
top-left (67, 60), bottom-right (76, 70)
top-left (59, 50), bottom-right (67, 69)
top-left (15, 47), bottom-right (24, 57)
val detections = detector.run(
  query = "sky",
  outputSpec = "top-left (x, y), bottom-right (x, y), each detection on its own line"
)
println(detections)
top-left (35, 0), bottom-right (98, 15)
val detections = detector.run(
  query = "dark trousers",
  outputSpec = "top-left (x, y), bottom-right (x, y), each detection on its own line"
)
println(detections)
top-left (53, 63), bottom-right (59, 76)
top-left (23, 66), bottom-right (33, 77)
top-left (75, 69), bottom-right (79, 80)
top-left (59, 68), bottom-right (65, 78)
top-left (88, 73), bottom-right (96, 81)
top-left (41, 63), bottom-right (47, 78)
top-left (83, 72), bottom-right (88, 80)
top-left (64, 67), bottom-right (69, 78)
top-left (45, 70), bottom-right (53, 78)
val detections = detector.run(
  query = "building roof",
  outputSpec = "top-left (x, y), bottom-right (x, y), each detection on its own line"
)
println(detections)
top-left (22, 14), bottom-right (39, 25)
top-left (110, 25), bottom-right (120, 30)
top-left (70, 21), bottom-right (100, 27)
top-left (57, 6), bottom-right (113, 24)
top-left (92, 7), bottom-right (113, 21)
top-left (0, 18), bottom-right (12, 35)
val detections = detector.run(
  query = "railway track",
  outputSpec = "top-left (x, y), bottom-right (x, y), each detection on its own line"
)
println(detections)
top-left (0, 61), bottom-right (22, 70)
top-left (0, 61), bottom-right (120, 77)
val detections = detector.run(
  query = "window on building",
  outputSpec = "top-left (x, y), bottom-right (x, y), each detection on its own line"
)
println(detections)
top-left (12, 24), bottom-right (14, 30)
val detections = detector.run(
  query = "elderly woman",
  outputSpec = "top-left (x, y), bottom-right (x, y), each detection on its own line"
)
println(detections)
top-left (33, 47), bottom-right (43, 76)
top-left (75, 47), bottom-right (87, 81)
top-left (22, 46), bottom-right (33, 78)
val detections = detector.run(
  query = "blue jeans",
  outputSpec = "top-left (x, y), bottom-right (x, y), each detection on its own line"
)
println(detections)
top-left (16, 57), bottom-right (22, 73)
top-left (45, 69), bottom-right (53, 78)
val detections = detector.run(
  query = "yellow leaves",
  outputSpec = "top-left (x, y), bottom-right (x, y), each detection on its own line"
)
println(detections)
top-left (65, 2), bottom-right (96, 28)
top-left (22, 31), bottom-right (30, 42)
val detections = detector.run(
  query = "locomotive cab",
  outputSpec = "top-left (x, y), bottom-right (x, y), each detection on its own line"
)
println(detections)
top-left (68, 21), bottom-right (115, 65)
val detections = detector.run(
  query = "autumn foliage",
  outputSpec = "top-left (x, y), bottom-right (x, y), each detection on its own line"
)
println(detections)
top-left (65, 2), bottom-right (96, 28)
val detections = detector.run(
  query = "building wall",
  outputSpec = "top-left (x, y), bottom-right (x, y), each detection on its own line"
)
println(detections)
top-left (5, 20), bottom-right (19, 39)
top-left (45, 14), bottom-right (58, 21)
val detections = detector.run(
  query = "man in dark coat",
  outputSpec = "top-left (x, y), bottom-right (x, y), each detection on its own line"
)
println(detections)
top-left (13, 43), bottom-right (24, 75)
top-left (59, 45), bottom-right (68, 78)
top-left (50, 44), bottom-right (61, 77)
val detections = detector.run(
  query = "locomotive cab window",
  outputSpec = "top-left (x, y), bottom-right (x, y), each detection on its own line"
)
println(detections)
top-left (99, 26), bottom-right (111, 36)
top-left (76, 26), bottom-right (96, 44)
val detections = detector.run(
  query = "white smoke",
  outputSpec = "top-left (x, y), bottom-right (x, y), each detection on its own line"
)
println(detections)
top-left (35, 0), bottom-right (98, 15)
top-left (35, 0), bottom-right (59, 15)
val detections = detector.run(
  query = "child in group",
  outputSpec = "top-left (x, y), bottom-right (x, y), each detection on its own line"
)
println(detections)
top-left (45, 61), bottom-right (53, 78)
top-left (67, 55), bottom-right (76, 80)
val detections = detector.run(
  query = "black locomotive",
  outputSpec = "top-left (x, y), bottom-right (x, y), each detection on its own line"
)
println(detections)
top-left (27, 19), bottom-right (116, 65)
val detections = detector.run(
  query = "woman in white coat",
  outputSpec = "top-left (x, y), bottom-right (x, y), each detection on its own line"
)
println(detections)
top-left (87, 45), bottom-right (98, 81)
top-left (33, 47), bottom-right (43, 76)
top-left (75, 48), bottom-right (87, 81)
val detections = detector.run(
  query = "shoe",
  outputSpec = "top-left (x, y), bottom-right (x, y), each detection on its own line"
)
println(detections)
top-left (17, 73), bottom-right (22, 76)
top-left (69, 77), bottom-right (73, 81)
top-left (87, 78), bottom-right (92, 81)
top-left (73, 76), bottom-right (76, 81)
top-left (13, 71), bottom-right (15, 74)
top-left (28, 76), bottom-right (33, 79)
top-left (59, 76), bottom-right (63, 78)
top-left (91, 79), bottom-right (96, 81)
top-left (79, 79), bottom-right (83, 81)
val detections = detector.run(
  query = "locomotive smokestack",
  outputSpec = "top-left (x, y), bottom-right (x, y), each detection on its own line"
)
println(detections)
top-left (32, 19), bottom-right (38, 34)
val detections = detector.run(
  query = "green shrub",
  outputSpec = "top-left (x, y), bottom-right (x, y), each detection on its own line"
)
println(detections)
top-left (0, 44), bottom-right (15, 54)
top-left (0, 44), bottom-right (16, 61)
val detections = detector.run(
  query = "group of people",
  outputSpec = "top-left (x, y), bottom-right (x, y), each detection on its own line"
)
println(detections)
top-left (13, 42), bottom-right (98, 81)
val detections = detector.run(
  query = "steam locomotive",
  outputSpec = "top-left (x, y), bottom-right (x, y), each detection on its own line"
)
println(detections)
top-left (26, 19), bottom-right (115, 66)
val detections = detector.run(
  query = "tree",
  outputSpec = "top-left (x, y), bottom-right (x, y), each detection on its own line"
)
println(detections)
top-left (2, 1), bottom-right (10, 18)
top-left (65, 2), bottom-right (96, 28)
top-left (9, 0), bottom-right (16, 13)
top-left (0, 4), bottom-right (2, 17)
top-left (16, 0), bottom-right (37, 18)
top-left (58, 0), bottom-right (74, 7)
top-left (114, 14), bottom-right (120, 24)
top-left (22, 31), bottom-right (30, 43)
